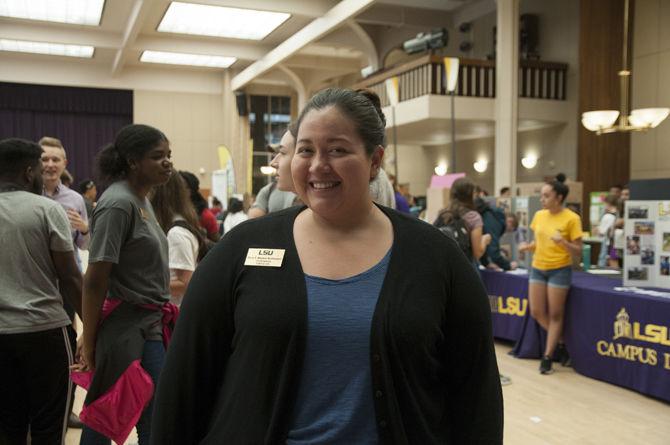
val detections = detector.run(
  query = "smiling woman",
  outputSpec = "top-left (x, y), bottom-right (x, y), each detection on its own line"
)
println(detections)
top-left (151, 89), bottom-right (503, 444)
top-left (69, 124), bottom-right (178, 445)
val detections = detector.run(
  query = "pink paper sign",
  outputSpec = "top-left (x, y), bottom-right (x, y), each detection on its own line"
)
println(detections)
top-left (430, 173), bottom-right (465, 188)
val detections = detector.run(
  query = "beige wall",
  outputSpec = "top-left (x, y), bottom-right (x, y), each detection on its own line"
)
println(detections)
top-left (631, 0), bottom-right (670, 179)
top-left (390, 144), bottom-right (433, 198)
top-left (134, 72), bottom-right (251, 193)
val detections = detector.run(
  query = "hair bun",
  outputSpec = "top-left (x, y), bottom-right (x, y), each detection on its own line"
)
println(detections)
top-left (356, 89), bottom-right (386, 128)
top-left (556, 173), bottom-right (567, 183)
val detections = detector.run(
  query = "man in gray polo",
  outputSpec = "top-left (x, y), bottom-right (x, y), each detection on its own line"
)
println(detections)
top-left (0, 138), bottom-right (82, 444)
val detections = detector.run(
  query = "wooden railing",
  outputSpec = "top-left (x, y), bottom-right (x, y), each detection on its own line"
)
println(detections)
top-left (353, 55), bottom-right (568, 107)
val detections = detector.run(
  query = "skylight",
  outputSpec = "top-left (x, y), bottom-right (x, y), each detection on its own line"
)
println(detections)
top-left (157, 2), bottom-right (290, 40)
top-left (0, 39), bottom-right (94, 58)
top-left (140, 50), bottom-right (237, 68)
top-left (0, 0), bottom-right (105, 26)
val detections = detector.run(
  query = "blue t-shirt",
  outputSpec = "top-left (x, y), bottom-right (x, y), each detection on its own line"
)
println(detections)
top-left (287, 250), bottom-right (391, 445)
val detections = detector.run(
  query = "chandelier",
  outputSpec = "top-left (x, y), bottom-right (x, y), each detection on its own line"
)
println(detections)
top-left (581, 0), bottom-right (669, 135)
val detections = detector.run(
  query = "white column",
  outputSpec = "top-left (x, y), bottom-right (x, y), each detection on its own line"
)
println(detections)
top-left (494, 0), bottom-right (519, 194)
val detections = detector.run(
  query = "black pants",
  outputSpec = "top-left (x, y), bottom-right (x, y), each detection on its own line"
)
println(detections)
top-left (0, 326), bottom-right (74, 445)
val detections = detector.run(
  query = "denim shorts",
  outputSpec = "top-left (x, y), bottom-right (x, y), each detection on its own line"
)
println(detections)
top-left (529, 266), bottom-right (572, 289)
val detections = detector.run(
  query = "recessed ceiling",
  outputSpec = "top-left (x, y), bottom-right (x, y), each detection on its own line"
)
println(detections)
top-left (157, 2), bottom-right (290, 41)
top-left (141, 50), bottom-right (236, 68)
top-left (0, 38), bottom-right (94, 58)
top-left (0, 0), bottom-right (105, 26)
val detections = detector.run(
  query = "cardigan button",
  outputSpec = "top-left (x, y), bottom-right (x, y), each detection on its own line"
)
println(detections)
top-left (379, 420), bottom-right (388, 428)
top-left (375, 390), bottom-right (383, 398)
top-left (372, 354), bottom-right (381, 363)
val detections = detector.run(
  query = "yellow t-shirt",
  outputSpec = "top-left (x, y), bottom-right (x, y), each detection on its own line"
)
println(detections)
top-left (530, 208), bottom-right (583, 270)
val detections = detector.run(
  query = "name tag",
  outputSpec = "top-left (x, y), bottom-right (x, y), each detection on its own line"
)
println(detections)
top-left (245, 248), bottom-right (285, 267)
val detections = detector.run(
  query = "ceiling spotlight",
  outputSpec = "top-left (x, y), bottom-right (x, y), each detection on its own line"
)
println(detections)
top-left (434, 162), bottom-right (448, 176)
top-left (521, 155), bottom-right (538, 169)
top-left (473, 159), bottom-right (488, 173)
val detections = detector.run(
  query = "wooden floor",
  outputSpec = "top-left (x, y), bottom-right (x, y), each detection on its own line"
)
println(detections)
top-left (65, 342), bottom-right (670, 445)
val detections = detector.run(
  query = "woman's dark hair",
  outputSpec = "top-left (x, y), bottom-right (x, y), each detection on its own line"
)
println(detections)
top-left (0, 138), bottom-right (43, 177)
top-left (179, 170), bottom-right (208, 214)
top-left (150, 171), bottom-right (201, 234)
top-left (295, 88), bottom-right (386, 155)
top-left (436, 177), bottom-right (476, 225)
top-left (604, 194), bottom-right (619, 207)
top-left (228, 197), bottom-right (244, 214)
top-left (96, 124), bottom-right (168, 184)
top-left (547, 173), bottom-right (569, 204)
top-left (151, 170), bottom-right (207, 260)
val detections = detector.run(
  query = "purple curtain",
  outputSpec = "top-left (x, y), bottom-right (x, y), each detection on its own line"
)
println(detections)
top-left (0, 82), bottom-right (132, 186)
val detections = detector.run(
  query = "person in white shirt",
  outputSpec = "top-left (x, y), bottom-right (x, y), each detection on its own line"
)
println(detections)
top-left (596, 194), bottom-right (619, 268)
top-left (150, 170), bottom-right (205, 305)
top-left (223, 197), bottom-right (248, 234)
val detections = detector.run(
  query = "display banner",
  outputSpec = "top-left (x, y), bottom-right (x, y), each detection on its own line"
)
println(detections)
top-left (482, 270), bottom-right (529, 342)
top-left (624, 200), bottom-right (670, 289)
top-left (565, 274), bottom-right (670, 403)
top-left (482, 269), bottom-right (670, 402)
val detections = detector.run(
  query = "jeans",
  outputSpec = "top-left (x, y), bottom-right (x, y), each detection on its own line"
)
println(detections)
top-left (529, 266), bottom-right (573, 289)
top-left (597, 237), bottom-right (609, 267)
top-left (80, 340), bottom-right (165, 445)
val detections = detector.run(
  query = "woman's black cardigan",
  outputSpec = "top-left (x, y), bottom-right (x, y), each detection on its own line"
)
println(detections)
top-left (151, 205), bottom-right (503, 444)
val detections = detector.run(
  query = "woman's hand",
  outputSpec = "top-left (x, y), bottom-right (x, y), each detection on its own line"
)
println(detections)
top-left (482, 233), bottom-right (492, 247)
top-left (519, 241), bottom-right (536, 253)
top-left (70, 340), bottom-right (96, 372)
top-left (550, 230), bottom-right (563, 243)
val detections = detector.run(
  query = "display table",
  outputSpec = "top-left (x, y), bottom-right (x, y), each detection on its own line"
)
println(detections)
top-left (481, 269), bottom-right (670, 403)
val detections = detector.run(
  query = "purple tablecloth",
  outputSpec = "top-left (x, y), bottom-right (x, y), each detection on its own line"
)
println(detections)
top-left (481, 269), bottom-right (670, 403)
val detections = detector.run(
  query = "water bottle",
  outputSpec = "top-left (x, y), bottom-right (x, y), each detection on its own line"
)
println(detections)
top-left (582, 243), bottom-right (591, 271)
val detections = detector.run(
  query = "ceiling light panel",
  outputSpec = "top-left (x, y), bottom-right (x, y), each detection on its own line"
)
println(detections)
top-left (141, 50), bottom-right (237, 68)
top-left (0, 38), bottom-right (94, 58)
top-left (158, 2), bottom-right (290, 40)
top-left (0, 0), bottom-right (105, 26)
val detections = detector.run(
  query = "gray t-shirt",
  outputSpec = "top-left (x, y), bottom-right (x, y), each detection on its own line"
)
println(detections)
top-left (252, 182), bottom-right (297, 213)
top-left (89, 181), bottom-right (170, 306)
top-left (0, 191), bottom-right (73, 334)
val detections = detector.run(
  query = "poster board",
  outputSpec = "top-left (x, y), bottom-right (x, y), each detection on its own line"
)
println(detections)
top-left (623, 200), bottom-right (670, 289)
top-left (425, 187), bottom-right (450, 224)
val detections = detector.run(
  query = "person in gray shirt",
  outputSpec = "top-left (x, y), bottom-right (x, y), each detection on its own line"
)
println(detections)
top-left (74, 124), bottom-right (173, 445)
top-left (0, 138), bottom-right (82, 445)
top-left (248, 180), bottom-right (298, 218)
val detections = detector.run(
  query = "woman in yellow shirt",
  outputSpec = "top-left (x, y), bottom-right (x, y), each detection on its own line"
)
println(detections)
top-left (519, 174), bottom-right (583, 374)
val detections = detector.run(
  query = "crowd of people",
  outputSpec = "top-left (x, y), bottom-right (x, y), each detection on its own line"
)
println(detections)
top-left (5, 86), bottom-right (626, 443)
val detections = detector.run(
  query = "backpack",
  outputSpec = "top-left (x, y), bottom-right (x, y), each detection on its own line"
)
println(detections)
top-left (434, 211), bottom-right (472, 260)
top-left (482, 205), bottom-right (507, 237)
top-left (171, 220), bottom-right (213, 262)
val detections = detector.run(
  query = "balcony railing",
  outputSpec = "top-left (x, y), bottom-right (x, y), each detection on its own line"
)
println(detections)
top-left (353, 55), bottom-right (568, 108)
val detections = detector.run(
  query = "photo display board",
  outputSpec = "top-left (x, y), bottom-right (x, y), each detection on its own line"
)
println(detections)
top-left (623, 200), bottom-right (670, 289)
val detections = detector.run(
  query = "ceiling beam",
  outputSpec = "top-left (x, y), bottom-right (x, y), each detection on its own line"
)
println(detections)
top-left (133, 36), bottom-right (272, 60)
top-left (283, 54), bottom-right (362, 71)
top-left (451, 0), bottom-right (496, 28)
top-left (356, 5), bottom-right (452, 28)
top-left (377, 0), bottom-right (465, 11)
top-left (347, 20), bottom-right (379, 69)
top-left (231, 0), bottom-right (377, 91)
top-left (277, 64), bottom-right (307, 110)
top-left (178, 0), bottom-right (336, 18)
top-left (0, 20), bottom-right (120, 48)
top-left (112, 0), bottom-right (153, 76)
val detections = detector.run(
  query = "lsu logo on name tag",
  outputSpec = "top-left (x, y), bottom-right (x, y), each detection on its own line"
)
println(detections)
top-left (244, 248), bottom-right (285, 267)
